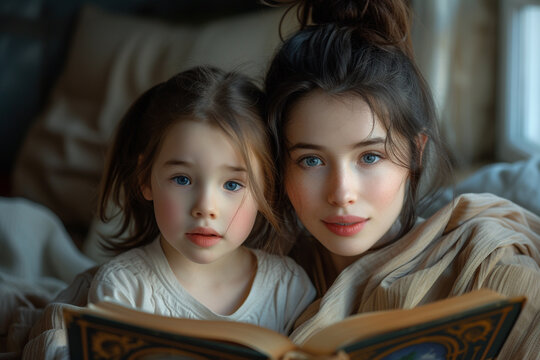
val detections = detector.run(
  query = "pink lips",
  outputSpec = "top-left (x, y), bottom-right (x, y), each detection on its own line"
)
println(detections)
top-left (186, 227), bottom-right (222, 248)
top-left (322, 215), bottom-right (368, 237)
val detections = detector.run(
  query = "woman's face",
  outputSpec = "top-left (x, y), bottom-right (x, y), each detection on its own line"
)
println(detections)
top-left (284, 91), bottom-right (409, 270)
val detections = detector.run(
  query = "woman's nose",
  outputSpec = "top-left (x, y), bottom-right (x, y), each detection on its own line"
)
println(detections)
top-left (327, 166), bottom-right (358, 207)
top-left (191, 188), bottom-right (219, 219)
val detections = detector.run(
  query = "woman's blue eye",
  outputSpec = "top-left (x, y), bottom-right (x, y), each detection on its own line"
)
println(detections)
top-left (174, 176), bottom-right (191, 186)
top-left (224, 181), bottom-right (243, 192)
top-left (301, 156), bottom-right (323, 167)
top-left (362, 153), bottom-right (381, 164)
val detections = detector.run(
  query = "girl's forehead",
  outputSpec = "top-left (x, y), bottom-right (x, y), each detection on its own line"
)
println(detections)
top-left (156, 120), bottom-right (266, 179)
top-left (158, 121), bottom-right (243, 162)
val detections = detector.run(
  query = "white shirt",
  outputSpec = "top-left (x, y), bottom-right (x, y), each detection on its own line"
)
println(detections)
top-left (88, 238), bottom-right (316, 335)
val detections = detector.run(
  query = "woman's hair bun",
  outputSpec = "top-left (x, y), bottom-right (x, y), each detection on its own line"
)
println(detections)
top-left (262, 0), bottom-right (413, 57)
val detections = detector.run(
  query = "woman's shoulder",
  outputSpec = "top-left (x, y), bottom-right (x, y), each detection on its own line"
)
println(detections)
top-left (437, 192), bottom-right (535, 217)
top-left (397, 192), bottom-right (540, 282)
top-left (421, 192), bottom-right (540, 235)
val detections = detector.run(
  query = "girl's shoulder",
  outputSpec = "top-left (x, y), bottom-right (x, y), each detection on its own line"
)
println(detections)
top-left (250, 248), bottom-right (312, 279)
top-left (93, 243), bottom-right (155, 282)
top-left (88, 241), bottom-right (164, 306)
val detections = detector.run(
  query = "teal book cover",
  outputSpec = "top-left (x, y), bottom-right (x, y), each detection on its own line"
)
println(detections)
top-left (64, 311), bottom-right (268, 360)
top-left (340, 297), bottom-right (523, 360)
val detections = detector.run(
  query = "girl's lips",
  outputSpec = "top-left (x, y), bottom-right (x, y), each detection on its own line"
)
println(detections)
top-left (186, 227), bottom-right (222, 248)
top-left (322, 215), bottom-right (368, 237)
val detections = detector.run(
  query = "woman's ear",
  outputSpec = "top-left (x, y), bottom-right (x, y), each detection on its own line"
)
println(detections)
top-left (416, 133), bottom-right (428, 164)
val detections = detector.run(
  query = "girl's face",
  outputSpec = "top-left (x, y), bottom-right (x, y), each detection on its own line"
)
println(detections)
top-left (284, 91), bottom-right (409, 271)
top-left (142, 121), bottom-right (260, 266)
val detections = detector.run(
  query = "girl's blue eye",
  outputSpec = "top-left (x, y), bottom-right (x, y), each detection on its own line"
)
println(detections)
top-left (300, 156), bottom-right (323, 167)
top-left (362, 153), bottom-right (381, 164)
top-left (174, 176), bottom-right (191, 186)
top-left (224, 181), bottom-right (243, 192)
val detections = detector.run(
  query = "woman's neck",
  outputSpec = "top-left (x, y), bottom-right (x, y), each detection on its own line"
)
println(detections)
top-left (328, 252), bottom-right (362, 274)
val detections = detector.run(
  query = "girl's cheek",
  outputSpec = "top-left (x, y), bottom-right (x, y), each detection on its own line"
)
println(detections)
top-left (229, 199), bottom-right (258, 240)
top-left (155, 194), bottom-right (184, 225)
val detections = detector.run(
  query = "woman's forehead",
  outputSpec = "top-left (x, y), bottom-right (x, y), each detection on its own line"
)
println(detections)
top-left (286, 91), bottom-right (384, 142)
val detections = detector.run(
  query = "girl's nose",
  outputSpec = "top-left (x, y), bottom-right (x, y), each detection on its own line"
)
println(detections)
top-left (327, 166), bottom-right (358, 207)
top-left (191, 189), bottom-right (219, 219)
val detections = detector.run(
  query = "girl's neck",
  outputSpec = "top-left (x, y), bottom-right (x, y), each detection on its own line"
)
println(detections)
top-left (159, 238), bottom-right (257, 315)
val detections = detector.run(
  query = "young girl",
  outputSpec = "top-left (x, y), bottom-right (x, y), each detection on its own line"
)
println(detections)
top-left (85, 65), bottom-right (315, 334)
top-left (264, 0), bottom-right (540, 358)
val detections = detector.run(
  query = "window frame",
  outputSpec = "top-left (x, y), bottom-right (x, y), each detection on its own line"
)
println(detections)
top-left (497, 0), bottom-right (540, 161)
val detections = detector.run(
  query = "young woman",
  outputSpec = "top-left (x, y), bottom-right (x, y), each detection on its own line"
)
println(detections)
top-left (264, 0), bottom-right (540, 358)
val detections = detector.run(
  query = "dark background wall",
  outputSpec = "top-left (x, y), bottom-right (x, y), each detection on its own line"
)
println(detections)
top-left (0, 0), bottom-right (264, 194)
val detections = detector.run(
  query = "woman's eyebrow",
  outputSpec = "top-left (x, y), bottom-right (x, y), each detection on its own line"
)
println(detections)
top-left (287, 143), bottom-right (324, 152)
top-left (288, 137), bottom-right (386, 152)
top-left (352, 137), bottom-right (386, 148)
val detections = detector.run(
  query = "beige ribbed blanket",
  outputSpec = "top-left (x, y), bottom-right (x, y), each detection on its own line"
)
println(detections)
top-left (291, 193), bottom-right (540, 359)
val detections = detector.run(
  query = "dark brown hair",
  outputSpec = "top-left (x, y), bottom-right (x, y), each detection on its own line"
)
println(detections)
top-left (265, 0), bottom-right (414, 58)
top-left (264, 0), bottom-right (453, 244)
top-left (98, 65), bottom-right (279, 254)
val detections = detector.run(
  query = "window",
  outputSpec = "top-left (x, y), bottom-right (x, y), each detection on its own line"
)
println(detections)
top-left (498, 0), bottom-right (540, 161)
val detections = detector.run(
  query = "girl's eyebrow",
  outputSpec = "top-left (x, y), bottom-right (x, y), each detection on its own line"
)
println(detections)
top-left (163, 159), bottom-right (246, 172)
top-left (225, 166), bottom-right (247, 173)
top-left (288, 137), bottom-right (386, 152)
top-left (163, 159), bottom-right (191, 167)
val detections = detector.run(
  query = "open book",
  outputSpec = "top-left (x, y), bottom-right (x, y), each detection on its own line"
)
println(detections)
top-left (64, 289), bottom-right (524, 360)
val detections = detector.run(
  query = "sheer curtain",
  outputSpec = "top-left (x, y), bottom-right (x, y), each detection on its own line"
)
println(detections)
top-left (411, 0), bottom-right (498, 170)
